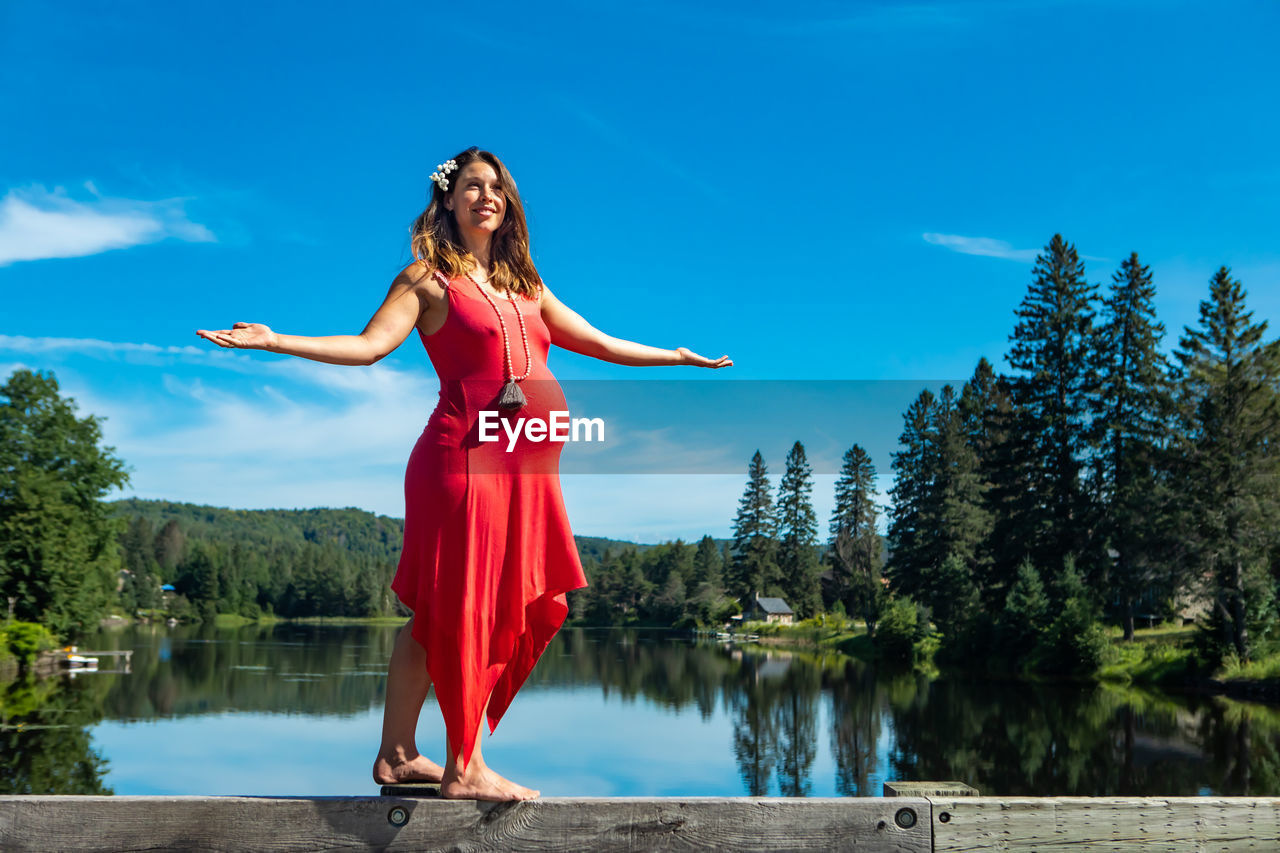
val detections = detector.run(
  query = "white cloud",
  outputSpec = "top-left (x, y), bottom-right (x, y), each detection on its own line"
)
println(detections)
top-left (0, 334), bottom-right (392, 385)
top-left (83, 367), bottom-right (435, 517)
top-left (0, 334), bottom-right (206, 357)
top-left (0, 184), bottom-right (215, 266)
top-left (133, 369), bottom-right (434, 464)
top-left (922, 232), bottom-right (1039, 262)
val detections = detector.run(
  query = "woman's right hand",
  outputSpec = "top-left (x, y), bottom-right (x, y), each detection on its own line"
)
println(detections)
top-left (676, 347), bottom-right (733, 368)
top-left (191, 263), bottom-right (435, 365)
top-left (196, 322), bottom-right (277, 351)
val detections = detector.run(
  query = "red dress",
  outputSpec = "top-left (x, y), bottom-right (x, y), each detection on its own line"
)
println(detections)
top-left (390, 270), bottom-right (588, 770)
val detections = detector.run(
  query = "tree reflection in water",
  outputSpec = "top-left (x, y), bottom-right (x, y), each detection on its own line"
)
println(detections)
top-left (885, 677), bottom-right (1280, 796)
top-left (772, 659), bottom-right (819, 796)
top-left (830, 659), bottom-right (884, 796)
top-left (1, 675), bottom-right (112, 794)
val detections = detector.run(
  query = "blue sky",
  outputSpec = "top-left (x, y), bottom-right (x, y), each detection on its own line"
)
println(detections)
top-left (3, 1), bottom-right (1278, 541)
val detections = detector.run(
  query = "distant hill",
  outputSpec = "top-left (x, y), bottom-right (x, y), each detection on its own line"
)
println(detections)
top-left (112, 498), bottom-right (406, 561)
top-left (110, 499), bottom-right (745, 625)
top-left (109, 499), bottom-right (707, 566)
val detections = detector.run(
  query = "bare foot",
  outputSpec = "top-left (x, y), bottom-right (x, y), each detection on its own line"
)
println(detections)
top-left (441, 761), bottom-right (539, 801)
top-left (481, 765), bottom-right (539, 800)
top-left (373, 752), bottom-right (446, 785)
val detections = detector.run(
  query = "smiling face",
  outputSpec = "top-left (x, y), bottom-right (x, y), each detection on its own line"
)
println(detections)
top-left (411, 147), bottom-right (541, 298)
top-left (443, 160), bottom-right (506, 237)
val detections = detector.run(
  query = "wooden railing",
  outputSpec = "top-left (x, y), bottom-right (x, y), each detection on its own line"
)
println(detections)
top-left (2, 794), bottom-right (1277, 851)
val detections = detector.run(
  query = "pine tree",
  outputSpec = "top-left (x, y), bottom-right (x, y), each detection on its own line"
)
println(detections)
top-left (1094, 252), bottom-right (1175, 639)
top-left (959, 359), bottom-right (1009, 599)
top-left (154, 519), bottom-right (185, 578)
top-left (931, 384), bottom-right (988, 584)
top-left (1035, 557), bottom-right (1108, 675)
top-left (958, 358), bottom-right (1000, 454)
top-left (730, 451), bottom-right (779, 602)
top-left (998, 558), bottom-right (1049, 658)
top-left (776, 441), bottom-right (821, 617)
top-left (581, 559), bottom-right (615, 625)
top-left (615, 549), bottom-right (651, 618)
top-left (886, 389), bottom-right (938, 599)
top-left (650, 540), bottom-right (694, 590)
top-left (186, 544), bottom-right (220, 622)
top-left (692, 535), bottom-right (723, 589)
top-left (652, 571), bottom-right (687, 624)
top-left (888, 385), bottom-right (988, 637)
top-left (1172, 267), bottom-right (1280, 661)
top-left (1006, 234), bottom-right (1101, 585)
top-left (120, 515), bottom-right (160, 611)
top-left (831, 444), bottom-right (883, 635)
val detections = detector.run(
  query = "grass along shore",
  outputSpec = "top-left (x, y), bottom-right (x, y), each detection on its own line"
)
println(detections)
top-left (100, 613), bottom-right (413, 631)
top-left (735, 617), bottom-right (1280, 696)
top-left (209, 614), bottom-right (409, 628)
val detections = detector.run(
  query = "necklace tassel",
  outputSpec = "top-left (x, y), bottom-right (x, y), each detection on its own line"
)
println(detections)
top-left (498, 378), bottom-right (526, 411)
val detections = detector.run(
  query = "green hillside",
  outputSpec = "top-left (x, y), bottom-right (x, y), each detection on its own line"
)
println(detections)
top-left (109, 499), bottom-right (665, 621)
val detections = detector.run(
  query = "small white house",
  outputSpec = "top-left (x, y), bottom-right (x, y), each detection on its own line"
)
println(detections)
top-left (743, 594), bottom-right (794, 625)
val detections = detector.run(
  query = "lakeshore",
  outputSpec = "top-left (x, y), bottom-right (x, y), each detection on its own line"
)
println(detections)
top-left (88, 610), bottom-right (1280, 698)
top-left (719, 617), bottom-right (1280, 700)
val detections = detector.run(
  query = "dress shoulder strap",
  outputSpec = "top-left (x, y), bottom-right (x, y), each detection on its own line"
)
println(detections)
top-left (432, 269), bottom-right (450, 290)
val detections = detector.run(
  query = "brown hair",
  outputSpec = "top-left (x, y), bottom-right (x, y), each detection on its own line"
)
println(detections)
top-left (409, 147), bottom-right (542, 299)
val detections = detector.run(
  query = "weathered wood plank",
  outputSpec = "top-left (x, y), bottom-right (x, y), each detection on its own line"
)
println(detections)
top-left (930, 797), bottom-right (1280, 852)
top-left (0, 796), bottom-right (932, 853)
top-left (379, 782), bottom-right (441, 797)
top-left (884, 782), bottom-right (978, 797)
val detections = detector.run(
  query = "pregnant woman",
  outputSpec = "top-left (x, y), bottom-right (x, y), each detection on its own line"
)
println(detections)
top-left (197, 147), bottom-right (732, 801)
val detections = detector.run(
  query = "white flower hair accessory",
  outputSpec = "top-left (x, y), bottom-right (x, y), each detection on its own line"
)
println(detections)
top-left (430, 159), bottom-right (459, 192)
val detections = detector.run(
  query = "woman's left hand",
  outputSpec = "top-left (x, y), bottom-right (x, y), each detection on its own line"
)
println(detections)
top-left (677, 347), bottom-right (733, 368)
top-left (196, 322), bottom-right (277, 351)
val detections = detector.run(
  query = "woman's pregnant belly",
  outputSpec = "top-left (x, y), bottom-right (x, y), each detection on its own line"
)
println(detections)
top-left (426, 375), bottom-right (570, 476)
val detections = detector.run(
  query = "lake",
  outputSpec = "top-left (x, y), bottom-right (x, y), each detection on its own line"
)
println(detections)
top-left (3, 624), bottom-right (1277, 797)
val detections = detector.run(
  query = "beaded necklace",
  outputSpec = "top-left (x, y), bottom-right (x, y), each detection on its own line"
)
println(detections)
top-left (467, 270), bottom-right (530, 411)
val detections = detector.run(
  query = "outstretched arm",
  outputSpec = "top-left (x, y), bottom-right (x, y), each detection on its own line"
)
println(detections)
top-left (196, 264), bottom-right (435, 366)
top-left (541, 285), bottom-right (732, 368)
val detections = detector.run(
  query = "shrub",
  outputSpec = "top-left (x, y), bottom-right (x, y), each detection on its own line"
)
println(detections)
top-left (1032, 562), bottom-right (1108, 676)
top-left (997, 559), bottom-right (1048, 657)
top-left (4, 621), bottom-right (58, 665)
top-left (877, 596), bottom-right (926, 663)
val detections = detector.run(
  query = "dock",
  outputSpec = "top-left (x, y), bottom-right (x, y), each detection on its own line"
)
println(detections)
top-left (2, 795), bottom-right (1278, 851)
top-left (51, 648), bottom-right (133, 673)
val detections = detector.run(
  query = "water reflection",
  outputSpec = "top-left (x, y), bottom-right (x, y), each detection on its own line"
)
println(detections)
top-left (831, 660), bottom-right (883, 796)
top-left (881, 677), bottom-right (1280, 796)
top-left (1, 676), bottom-right (112, 794)
top-left (91, 622), bottom-right (398, 719)
top-left (7, 625), bottom-right (1280, 796)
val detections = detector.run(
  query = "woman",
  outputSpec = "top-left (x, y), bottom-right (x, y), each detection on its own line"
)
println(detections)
top-left (197, 147), bottom-right (732, 801)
